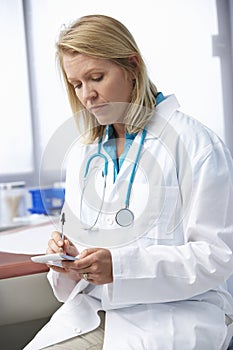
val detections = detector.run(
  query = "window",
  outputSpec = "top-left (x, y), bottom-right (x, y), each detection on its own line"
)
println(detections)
top-left (0, 0), bottom-right (232, 187)
top-left (0, 0), bottom-right (33, 178)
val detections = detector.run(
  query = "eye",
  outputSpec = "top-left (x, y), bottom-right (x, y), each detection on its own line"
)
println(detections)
top-left (92, 75), bottom-right (103, 82)
top-left (74, 82), bottom-right (82, 90)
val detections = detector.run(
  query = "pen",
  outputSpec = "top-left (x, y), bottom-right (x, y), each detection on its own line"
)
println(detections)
top-left (59, 212), bottom-right (66, 253)
top-left (61, 212), bottom-right (66, 242)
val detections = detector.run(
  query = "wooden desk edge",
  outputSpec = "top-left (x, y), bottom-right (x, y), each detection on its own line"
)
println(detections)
top-left (0, 252), bottom-right (49, 279)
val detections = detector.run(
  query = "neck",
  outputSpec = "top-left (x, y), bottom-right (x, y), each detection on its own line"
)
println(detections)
top-left (112, 124), bottom-right (125, 158)
top-left (112, 123), bottom-right (125, 138)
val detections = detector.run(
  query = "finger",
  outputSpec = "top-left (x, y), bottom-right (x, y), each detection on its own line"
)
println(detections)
top-left (74, 255), bottom-right (94, 270)
top-left (80, 272), bottom-right (94, 282)
top-left (62, 259), bottom-right (91, 271)
top-left (80, 272), bottom-right (102, 285)
top-left (47, 237), bottom-right (63, 253)
top-left (78, 248), bottom-right (99, 259)
top-left (52, 232), bottom-right (65, 252)
top-left (51, 230), bottom-right (63, 242)
top-left (46, 246), bottom-right (54, 254)
top-left (64, 240), bottom-right (79, 256)
top-left (52, 233), bottom-right (78, 256)
top-left (77, 248), bottom-right (108, 270)
top-left (49, 231), bottom-right (64, 247)
top-left (49, 232), bottom-right (71, 253)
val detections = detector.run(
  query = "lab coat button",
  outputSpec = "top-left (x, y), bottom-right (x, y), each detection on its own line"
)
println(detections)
top-left (106, 217), bottom-right (114, 225)
top-left (74, 327), bottom-right (82, 334)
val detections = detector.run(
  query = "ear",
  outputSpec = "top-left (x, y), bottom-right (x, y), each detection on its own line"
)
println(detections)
top-left (128, 54), bottom-right (140, 69)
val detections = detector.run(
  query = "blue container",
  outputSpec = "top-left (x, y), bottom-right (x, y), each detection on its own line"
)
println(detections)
top-left (28, 188), bottom-right (65, 215)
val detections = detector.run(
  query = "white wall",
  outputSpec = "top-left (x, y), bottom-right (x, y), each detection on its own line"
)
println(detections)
top-left (27, 0), bottom-right (224, 149)
top-left (1, 0), bottom-right (230, 183)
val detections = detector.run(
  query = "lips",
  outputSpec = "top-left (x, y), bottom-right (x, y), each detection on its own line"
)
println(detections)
top-left (89, 104), bottom-right (108, 114)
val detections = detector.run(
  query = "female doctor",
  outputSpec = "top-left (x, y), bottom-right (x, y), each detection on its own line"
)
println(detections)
top-left (24, 14), bottom-right (233, 350)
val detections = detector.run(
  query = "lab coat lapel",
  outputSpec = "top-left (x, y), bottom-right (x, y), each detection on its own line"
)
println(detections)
top-left (111, 94), bottom-right (180, 184)
top-left (111, 131), bottom-right (145, 187)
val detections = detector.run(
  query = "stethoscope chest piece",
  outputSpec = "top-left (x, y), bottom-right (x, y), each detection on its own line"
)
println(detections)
top-left (115, 208), bottom-right (134, 227)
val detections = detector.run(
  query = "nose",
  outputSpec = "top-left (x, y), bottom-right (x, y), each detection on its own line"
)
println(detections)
top-left (82, 84), bottom-right (97, 105)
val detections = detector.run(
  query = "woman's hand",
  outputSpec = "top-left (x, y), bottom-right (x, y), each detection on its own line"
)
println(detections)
top-left (46, 231), bottom-right (80, 281)
top-left (47, 230), bottom-right (79, 256)
top-left (63, 248), bottom-right (113, 285)
top-left (47, 233), bottom-right (113, 285)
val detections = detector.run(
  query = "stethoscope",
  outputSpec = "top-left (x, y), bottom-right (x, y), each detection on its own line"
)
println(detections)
top-left (80, 128), bottom-right (147, 230)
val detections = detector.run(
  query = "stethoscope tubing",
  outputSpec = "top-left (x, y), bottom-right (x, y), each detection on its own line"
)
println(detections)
top-left (80, 128), bottom-right (147, 229)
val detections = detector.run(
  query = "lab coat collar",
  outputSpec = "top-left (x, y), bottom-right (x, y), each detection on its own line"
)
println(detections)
top-left (99, 95), bottom-right (180, 182)
top-left (105, 124), bottom-right (137, 142)
top-left (146, 94), bottom-right (180, 139)
top-left (102, 94), bottom-right (179, 143)
top-left (100, 94), bottom-right (179, 164)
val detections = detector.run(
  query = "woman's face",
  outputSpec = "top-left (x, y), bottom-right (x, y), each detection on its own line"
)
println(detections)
top-left (63, 53), bottom-right (134, 126)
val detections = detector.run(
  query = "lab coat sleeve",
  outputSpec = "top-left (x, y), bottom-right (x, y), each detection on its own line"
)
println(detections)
top-left (105, 141), bottom-right (233, 306)
top-left (47, 269), bottom-right (78, 302)
top-left (46, 142), bottom-right (88, 303)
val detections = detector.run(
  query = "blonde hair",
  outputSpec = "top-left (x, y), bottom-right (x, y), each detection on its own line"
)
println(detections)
top-left (56, 14), bottom-right (158, 142)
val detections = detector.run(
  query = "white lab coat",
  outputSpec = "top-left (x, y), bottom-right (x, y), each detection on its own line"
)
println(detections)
top-left (24, 95), bottom-right (233, 350)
